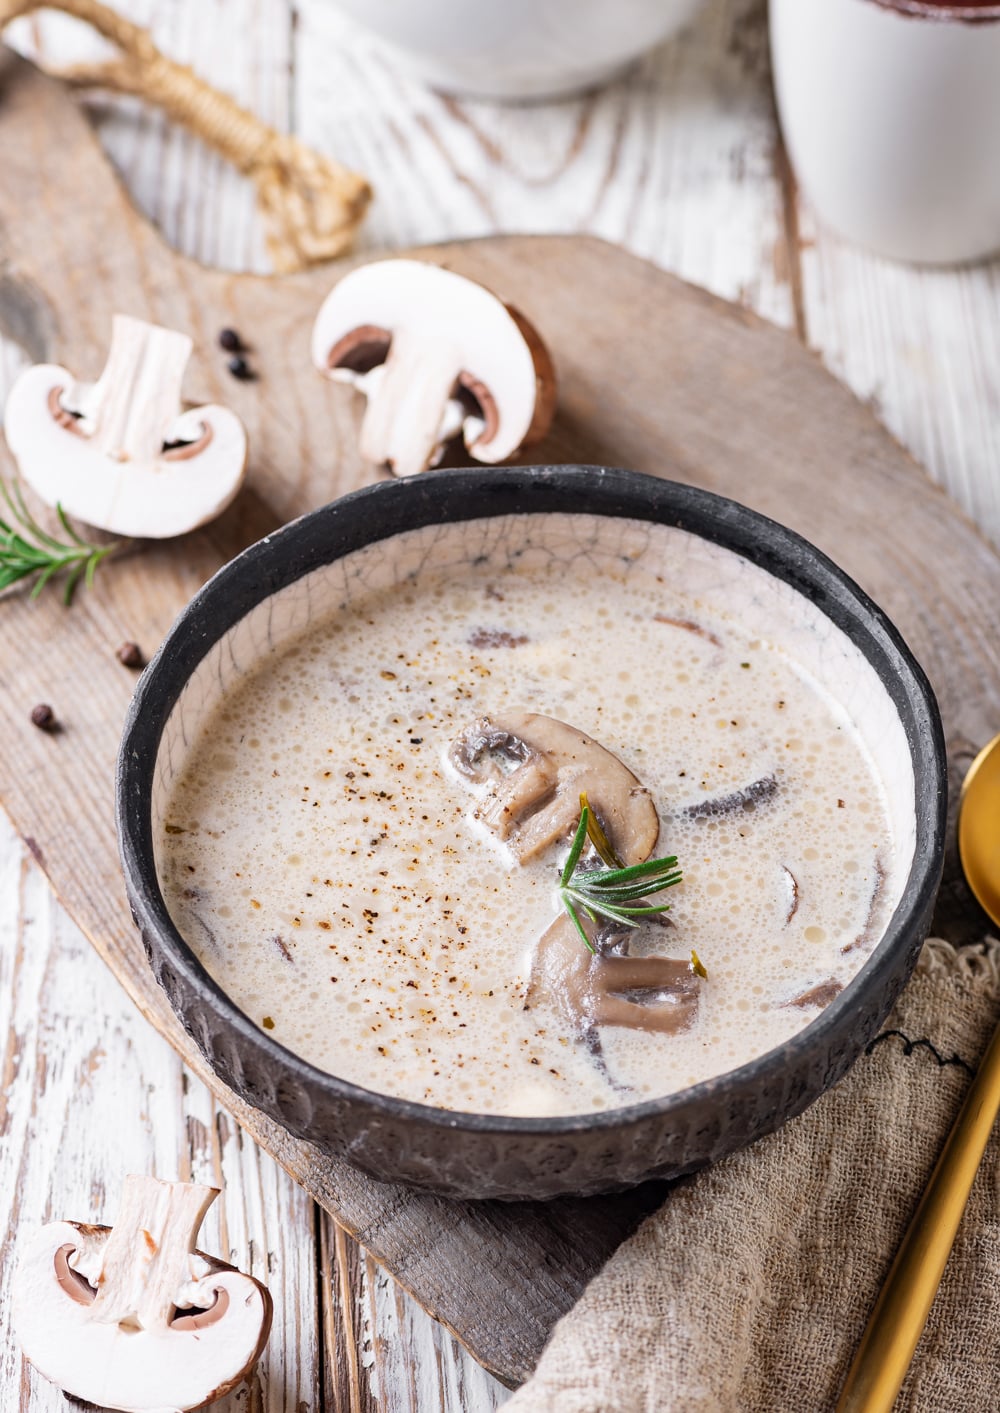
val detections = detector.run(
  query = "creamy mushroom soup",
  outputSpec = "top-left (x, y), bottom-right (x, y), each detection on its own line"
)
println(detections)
top-left (156, 513), bottom-right (914, 1116)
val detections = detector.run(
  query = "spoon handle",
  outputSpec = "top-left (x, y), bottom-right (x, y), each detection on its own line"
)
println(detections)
top-left (837, 1016), bottom-right (1000, 1412)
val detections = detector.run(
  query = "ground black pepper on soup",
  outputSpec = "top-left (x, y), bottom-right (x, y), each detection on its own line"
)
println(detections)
top-left (156, 513), bottom-right (911, 1115)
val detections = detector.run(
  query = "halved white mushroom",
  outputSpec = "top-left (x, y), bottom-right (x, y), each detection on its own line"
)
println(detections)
top-left (14, 1175), bottom-right (272, 1413)
top-left (310, 258), bottom-right (556, 478)
top-left (449, 709), bottom-right (658, 865)
top-left (3, 315), bottom-right (248, 537)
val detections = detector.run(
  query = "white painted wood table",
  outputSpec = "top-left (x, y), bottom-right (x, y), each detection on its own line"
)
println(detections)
top-left (2, 2), bottom-right (999, 1408)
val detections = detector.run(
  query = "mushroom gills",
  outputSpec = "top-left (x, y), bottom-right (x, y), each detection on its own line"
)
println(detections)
top-left (326, 323), bottom-right (392, 374)
top-left (449, 717), bottom-right (536, 779)
top-left (449, 709), bottom-right (658, 866)
top-left (585, 951), bottom-right (700, 1034)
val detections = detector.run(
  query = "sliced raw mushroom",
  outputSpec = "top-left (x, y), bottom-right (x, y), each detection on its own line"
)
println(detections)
top-left (449, 709), bottom-right (658, 865)
top-left (527, 915), bottom-right (701, 1036)
top-left (3, 315), bottom-right (248, 537)
top-left (13, 1175), bottom-right (271, 1413)
top-left (311, 258), bottom-right (556, 478)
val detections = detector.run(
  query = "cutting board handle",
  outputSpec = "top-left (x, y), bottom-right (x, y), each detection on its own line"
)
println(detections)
top-left (0, 0), bottom-right (371, 272)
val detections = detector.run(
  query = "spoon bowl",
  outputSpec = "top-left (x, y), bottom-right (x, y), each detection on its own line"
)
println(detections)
top-left (958, 733), bottom-right (1000, 929)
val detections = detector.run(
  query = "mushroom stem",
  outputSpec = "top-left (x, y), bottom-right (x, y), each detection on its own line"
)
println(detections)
top-left (75, 316), bottom-right (195, 464)
top-left (13, 1176), bottom-right (273, 1412)
top-left (312, 259), bottom-right (556, 477)
top-left (355, 328), bottom-right (465, 478)
top-left (83, 1176), bottom-right (218, 1330)
top-left (4, 314), bottom-right (248, 538)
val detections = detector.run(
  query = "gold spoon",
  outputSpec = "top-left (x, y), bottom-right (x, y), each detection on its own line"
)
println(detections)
top-left (837, 733), bottom-right (1000, 1412)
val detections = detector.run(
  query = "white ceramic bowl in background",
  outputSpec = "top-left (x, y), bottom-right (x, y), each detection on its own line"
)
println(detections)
top-left (770, 0), bottom-right (1000, 265)
top-left (328, 0), bottom-right (706, 101)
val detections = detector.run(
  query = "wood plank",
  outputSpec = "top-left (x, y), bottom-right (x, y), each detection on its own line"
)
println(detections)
top-left (4, 7), bottom-right (517, 1403)
top-left (790, 180), bottom-right (1000, 551)
top-left (4, 7), bottom-right (802, 1396)
top-left (6, 1), bottom-right (1000, 1400)
top-left (0, 812), bottom-right (321, 1413)
top-left (1, 41), bottom-right (998, 1394)
top-left (0, 50), bottom-right (662, 1391)
top-left (318, 1206), bottom-right (509, 1410)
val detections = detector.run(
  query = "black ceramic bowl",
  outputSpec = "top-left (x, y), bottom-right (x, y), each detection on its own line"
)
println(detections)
top-left (117, 466), bottom-right (946, 1200)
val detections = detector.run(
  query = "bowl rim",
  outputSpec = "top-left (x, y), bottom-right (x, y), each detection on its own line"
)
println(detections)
top-left (117, 464), bottom-right (947, 1138)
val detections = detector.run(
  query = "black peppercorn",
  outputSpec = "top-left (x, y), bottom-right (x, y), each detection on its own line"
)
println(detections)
top-left (227, 354), bottom-right (254, 381)
top-left (116, 641), bottom-right (145, 669)
top-left (218, 327), bottom-right (243, 353)
top-left (30, 703), bottom-right (56, 731)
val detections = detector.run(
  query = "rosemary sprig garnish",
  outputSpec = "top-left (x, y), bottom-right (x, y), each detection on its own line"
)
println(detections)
top-left (0, 477), bottom-right (116, 604)
top-left (558, 803), bottom-right (683, 954)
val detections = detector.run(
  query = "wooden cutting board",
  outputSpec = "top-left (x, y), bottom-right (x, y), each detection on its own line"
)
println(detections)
top-left (1, 47), bottom-right (998, 1390)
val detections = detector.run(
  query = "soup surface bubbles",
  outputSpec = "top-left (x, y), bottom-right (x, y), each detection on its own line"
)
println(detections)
top-left (157, 513), bottom-right (908, 1116)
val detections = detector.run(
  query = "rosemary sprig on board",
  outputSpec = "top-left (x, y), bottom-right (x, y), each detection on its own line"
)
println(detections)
top-left (558, 803), bottom-right (683, 954)
top-left (0, 477), bottom-right (116, 604)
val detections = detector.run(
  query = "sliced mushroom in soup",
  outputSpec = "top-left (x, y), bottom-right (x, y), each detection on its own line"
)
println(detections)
top-left (156, 513), bottom-right (905, 1116)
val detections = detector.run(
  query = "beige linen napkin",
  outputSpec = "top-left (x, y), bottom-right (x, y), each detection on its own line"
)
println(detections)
top-left (508, 938), bottom-right (1000, 1413)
